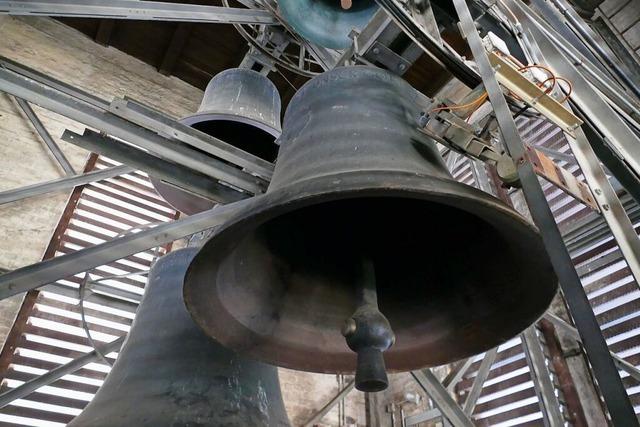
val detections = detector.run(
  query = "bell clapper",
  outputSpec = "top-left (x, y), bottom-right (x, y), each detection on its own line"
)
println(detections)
top-left (342, 256), bottom-right (395, 392)
top-left (341, 0), bottom-right (352, 10)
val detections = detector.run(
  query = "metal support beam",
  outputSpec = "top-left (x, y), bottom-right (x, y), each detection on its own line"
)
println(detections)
top-left (520, 17), bottom-right (640, 181)
top-left (95, 19), bottom-right (115, 46)
top-left (404, 408), bottom-right (442, 426)
top-left (548, 0), bottom-right (640, 99)
top-left (0, 164), bottom-right (132, 205)
top-left (512, 2), bottom-right (640, 122)
top-left (0, 199), bottom-right (249, 300)
top-left (158, 23), bottom-right (193, 76)
top-left (302, 380), bottom-right (355, 427)
top-left (409, 0), bottom-right (442, 46)
top-left (591, 17), bottom-right (640, 87)
top-left (452, 0), bottom-right (638, 423)
top-left (62, 129), bottom-right (245, 204)
top-left (538, 318), bottom-right (590, 426)
top-left (411, 370), bottom-right (475, 427)
top-left (520, 26), bottom-right (640, 297)
top-left (0, 56), bottom-right (109, 109)
top-left (522, 327), bottom-right (565, 427)
top-left (527, 0), bottom-right (607, 74)
top-left (365, 392), bottom-right (384, 427)
top-left (578, 112), bottom-right (640, 205)
top-left (463, 348), bottom-right (498, 415)
top-left (516, 0), bottom-right (640, 375)
top-left (0, 67), bottom-right (266, 194)
top-left (13, 96), bottom-right (76, 175)
top-left (508, 9), bottom-right (640, 286)
top-left (442, 357), bottom-right (474, 392)
top-left (0, 336), bottom-right (125, 409)
top-left (109, 98), bottom-right (274, 179)
top-left (544, 313), bottom-right (640, 383)
top-left (511, 0), bottom-right (640, 118)
top-left (0, 0), bottom-right (278, 25)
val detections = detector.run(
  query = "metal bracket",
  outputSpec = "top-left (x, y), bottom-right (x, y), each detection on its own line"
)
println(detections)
top-left (364, 41), bottom-right (413, 75)
top-left (487, 51), bottom-right (583, 136)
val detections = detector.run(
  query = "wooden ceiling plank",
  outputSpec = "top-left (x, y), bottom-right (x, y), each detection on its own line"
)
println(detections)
top-left (159, 23), bottom-right (194, 76)
top-left (95, 19), bottom-right (116, 46)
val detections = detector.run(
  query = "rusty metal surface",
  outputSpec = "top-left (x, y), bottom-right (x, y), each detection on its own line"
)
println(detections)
top-left (526, 145), bottom-right (599, 210)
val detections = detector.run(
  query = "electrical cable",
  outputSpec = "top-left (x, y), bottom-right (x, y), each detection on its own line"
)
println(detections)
top-left (429, 91), bottom-right (488, 114)
top-left (555, 76), bottom-right (573, 102)
top-left (77, 222), bottom-right (165, 367)
top-left (79, 272), bottom-right (114, 367)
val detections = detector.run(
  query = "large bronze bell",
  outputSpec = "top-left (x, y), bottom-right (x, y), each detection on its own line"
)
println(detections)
top-left (69, 248), bottom-right (290, 427)
top-left (278, 0), bottom-right (379, 49)
top-left (184, 67), bottom-right (557, 391)
top-left (152, 68), bottom-right (282, 215)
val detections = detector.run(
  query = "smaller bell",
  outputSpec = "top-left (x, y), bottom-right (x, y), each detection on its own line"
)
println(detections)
top-left (278, 0), bottom-right (379, 49)
top-left (151, 68), bottom-right (282, 215)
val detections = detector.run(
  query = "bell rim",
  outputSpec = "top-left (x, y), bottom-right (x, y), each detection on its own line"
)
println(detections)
top-left (151, 113), bottom-right (280, 214)
top-left (149, 177), bottom-right (216, 216)
top-left (181, 111), bottom-right (282, 140)
top-left (183, 169), bottom-right (557, 373)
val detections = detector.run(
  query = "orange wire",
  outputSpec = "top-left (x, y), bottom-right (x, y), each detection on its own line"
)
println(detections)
top-left (508, 54), bottom-right (525, 68)
top-left (429, 91), bottom-right (487, 114)
top-left (496, 51), bottom-right (525, 69)
top-left (555, 76), bottom-right (573, 102)
top-left (538, 77), bottom-right (556, 94)
top-left (518, 64), bottom-right (556, 88)
top-left (428, 60), bottom-right (572, 121)
top-left (509, 64), bottom-right (557, 102)
top-left (465, 93), bottom-right (489, 122)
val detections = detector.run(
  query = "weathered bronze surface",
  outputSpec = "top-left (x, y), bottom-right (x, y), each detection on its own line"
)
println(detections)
top-left (152, 68), bottom-right (281, 215)
top-left (184, 66), bottom-right (558, 374)
top-left (69, 248), bottom-right (290, 427)
top-left (278, 0), bottom-right (378, 49)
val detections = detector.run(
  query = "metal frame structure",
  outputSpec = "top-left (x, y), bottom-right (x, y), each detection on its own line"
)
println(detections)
top-left (0, 0), bottom-right (640, 425)
top-left (0, 0), bottom-right (278, 25)
top-left (451, 0), bottom-right (638, 423)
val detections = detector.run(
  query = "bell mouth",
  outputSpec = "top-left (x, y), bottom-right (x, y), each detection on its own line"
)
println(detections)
top-left (184, 171), bottom-right (557, 373)
top-left (151, 115), bottom-right (279, 215)
top-left (183, 114), bottom-right (280, 163)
